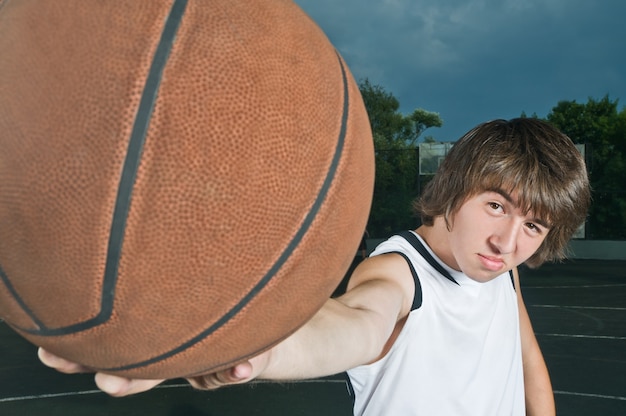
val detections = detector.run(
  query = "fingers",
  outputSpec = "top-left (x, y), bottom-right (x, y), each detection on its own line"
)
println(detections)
top-left (38, 348), bottom-right (91, 374)
top-left (39, 347), bottom-right (164, 397)
top-left (187, 361), bottom-right (254, 390)
top-left (39, 348), bottom-right (262, 395)
top-left (94, 363), bottom-right (251, 396)
top-left (95, 373), bottom-right (164, 397)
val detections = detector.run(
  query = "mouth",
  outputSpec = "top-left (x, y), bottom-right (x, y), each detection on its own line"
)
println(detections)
top-left (477, 254), bottom-right (506, 272)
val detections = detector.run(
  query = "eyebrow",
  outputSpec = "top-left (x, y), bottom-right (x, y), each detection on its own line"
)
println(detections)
top-left (488, 188), bottom-right (552, 229)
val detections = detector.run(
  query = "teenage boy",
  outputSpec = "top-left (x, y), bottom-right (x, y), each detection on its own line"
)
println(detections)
top-left (40, 118), bottom-right (591, 415)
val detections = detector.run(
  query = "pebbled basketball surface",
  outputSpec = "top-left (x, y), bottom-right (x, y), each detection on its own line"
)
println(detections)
top-left (0, 0), bottom-right (374, 379)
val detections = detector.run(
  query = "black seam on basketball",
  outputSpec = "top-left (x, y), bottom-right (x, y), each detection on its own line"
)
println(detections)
top-left (101, 51), bottom-right (352, 373)
top-left (0, 265), bottom-right (47, 329)
top-left (15, 0), bottom-right (189, 336)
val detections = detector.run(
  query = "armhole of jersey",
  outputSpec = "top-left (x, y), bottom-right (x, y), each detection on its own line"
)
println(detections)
top-left (397, 230), bottom-right (458, 285)
top-left (388, 251), bottom-right (422, 310)
top-left (345, 372), bottom-right (356, 402)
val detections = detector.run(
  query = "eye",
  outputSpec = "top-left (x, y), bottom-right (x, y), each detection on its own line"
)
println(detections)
top-left (488, 202), bottom-right (503, 211)
top-left (525, 222), bottom-right (543, 234)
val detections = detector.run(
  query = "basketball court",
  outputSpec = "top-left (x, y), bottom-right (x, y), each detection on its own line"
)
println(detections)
top-left (0, 258), bottom-right (624, 415)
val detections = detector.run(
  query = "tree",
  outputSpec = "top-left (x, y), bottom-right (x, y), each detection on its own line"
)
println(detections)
top-left (408, 109), bottom-right (443, 146)
top-left (359, 79), bottom-right (442, 148)
top-left (545, 95), bottom-right (626, 239)
top-left (358, 79), bottom-right (442, 237)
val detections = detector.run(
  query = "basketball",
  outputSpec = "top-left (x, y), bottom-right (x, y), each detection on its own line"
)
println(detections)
top-left (0, 0), bottom-right (374, 379)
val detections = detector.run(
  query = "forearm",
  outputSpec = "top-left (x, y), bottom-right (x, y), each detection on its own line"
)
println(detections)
top-left (259, 278), bottom-right (407, 380)
top-left (520, 317), bottom-right (555, 416)
top-left (259, 303), bottom-right (379, 379)
top-left (523, 346), bottom-right (555, 416)
top-left (514, 269), bottom-right (555, 415)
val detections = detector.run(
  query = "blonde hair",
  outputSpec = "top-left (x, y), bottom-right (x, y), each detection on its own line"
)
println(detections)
top-left (414, 118), bottom-right (590, 267)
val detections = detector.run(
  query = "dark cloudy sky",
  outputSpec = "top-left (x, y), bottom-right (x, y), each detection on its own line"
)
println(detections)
top-left (293, 0), bottom-right (626, 142)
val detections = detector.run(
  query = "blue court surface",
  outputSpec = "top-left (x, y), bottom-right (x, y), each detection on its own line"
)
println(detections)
top-left (1, 259), bottom-right (624, 415)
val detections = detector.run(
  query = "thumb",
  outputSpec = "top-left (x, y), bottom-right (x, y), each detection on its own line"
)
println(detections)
top-left (95, 373), bottom-right (164, 397)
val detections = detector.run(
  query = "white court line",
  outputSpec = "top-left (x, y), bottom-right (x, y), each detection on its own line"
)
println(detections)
top-left (0, 389), bottom-right (103, 403)
top-left (554, 390), bottom-right (626, 401)
top-left (0, 379), bottom-right (347, 404)
top-left (524, 283), bottom-right (626, 289)
top-left (535, 333), bottom-right (626, 340)
top-left (532, 304), bottom-right (626, 311)
top-left (3, 382), bottom-right (624, 404)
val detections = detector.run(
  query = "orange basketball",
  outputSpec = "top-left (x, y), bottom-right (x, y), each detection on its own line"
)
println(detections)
top-left (0, 0), bottom-right (374, 379)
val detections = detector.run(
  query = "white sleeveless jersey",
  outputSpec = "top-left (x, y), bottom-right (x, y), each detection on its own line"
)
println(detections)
top-left (346, 231), bottom-right (525, 416)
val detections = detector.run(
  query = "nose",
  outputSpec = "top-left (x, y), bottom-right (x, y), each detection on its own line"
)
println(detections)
top-left (489, 220), bottom-right (519, 254)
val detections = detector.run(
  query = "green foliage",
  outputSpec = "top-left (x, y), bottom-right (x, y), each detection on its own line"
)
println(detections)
top-left (545, 95), bottom-right (626, 239)
top-left (358, 79), bottom-right (442, 238)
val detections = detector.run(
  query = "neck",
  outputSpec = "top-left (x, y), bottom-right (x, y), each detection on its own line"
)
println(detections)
top-left (414, 218), bottom-right (459, 271)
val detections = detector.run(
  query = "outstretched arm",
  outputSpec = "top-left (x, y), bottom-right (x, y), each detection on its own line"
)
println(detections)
top-left (40, 253), bottom-right (415, 396)
top-left (260, 253), bottom-right (414, 380)
top-left (513, 267), bottom-right (556, 416)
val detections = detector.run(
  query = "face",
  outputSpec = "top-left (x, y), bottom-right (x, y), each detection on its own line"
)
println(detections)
top-left (440, 190), bottom-right (550, 283)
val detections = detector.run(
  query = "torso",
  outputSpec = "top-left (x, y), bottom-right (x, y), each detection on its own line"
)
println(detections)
top-left (346, 231), bottom-right (525, 416)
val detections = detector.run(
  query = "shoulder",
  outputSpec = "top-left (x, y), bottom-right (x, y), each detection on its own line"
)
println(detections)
top-left (345, 250), bottom-right (416, 323)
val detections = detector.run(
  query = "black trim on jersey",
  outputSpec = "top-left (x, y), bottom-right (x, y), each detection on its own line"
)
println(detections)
top-left (509, 270), bottom-right (515, 290)
top-left (387, 251), bottom-right (422, 310)
top-left (345, 372), bottom-right (356, 404)
top-left (398, 230), bottom-right (459, 285)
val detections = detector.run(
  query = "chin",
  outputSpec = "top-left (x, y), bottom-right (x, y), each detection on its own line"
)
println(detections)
top-left (464, 269), bottom-right (503, 283)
